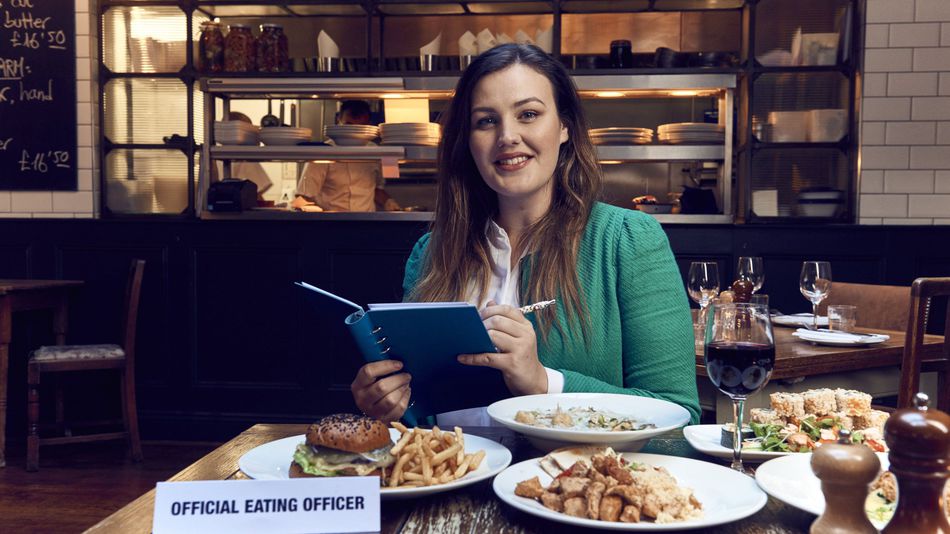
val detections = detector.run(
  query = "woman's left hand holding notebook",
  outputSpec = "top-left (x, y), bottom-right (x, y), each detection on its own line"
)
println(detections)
top-left (457, 300), bottom-right (548, 396)
top-left (351, 359), bottom-right (412, 422)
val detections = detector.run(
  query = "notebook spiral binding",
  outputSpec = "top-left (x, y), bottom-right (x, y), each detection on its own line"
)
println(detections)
top-left (371, 326), bottom-right (391, 354)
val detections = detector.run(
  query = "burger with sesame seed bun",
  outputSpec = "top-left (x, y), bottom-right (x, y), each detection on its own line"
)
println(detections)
top-left (289, 413), bottom-right (396, 478)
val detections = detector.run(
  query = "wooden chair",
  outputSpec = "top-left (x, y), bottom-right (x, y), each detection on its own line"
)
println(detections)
top-left (817, 281), bottom-right (911, 332)
top-left (26, 259), bottom-right (145, 471)
top-left (897, 277), bottom-right (950, 413)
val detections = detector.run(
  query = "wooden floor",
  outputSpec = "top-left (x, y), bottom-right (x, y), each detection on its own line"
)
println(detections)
top-left (0, 440), bottom-right (220, 533)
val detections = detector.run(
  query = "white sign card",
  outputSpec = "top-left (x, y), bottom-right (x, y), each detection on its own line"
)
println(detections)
top-left (152, 478), bottom-right (381, 534)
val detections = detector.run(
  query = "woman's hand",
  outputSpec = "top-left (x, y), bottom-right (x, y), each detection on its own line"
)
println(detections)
top-left (457, 301), bottom-right (547, 396)
top-left (350, 360), bottom-right (411, 422)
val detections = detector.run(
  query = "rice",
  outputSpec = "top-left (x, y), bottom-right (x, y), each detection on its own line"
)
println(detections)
top-left (835, 389), bottom-right (872, 416)
top-left (802, 388), bottom-right (837, 416)
top-left (854, 409), bottom-right (890, 432)
top-left (749, 408), bottom-right (783, 426)
top-left (770, 392), bottom-right (805, 419)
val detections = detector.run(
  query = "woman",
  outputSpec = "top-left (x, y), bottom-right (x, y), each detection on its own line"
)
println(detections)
top-left (351, 44), bottom-right (700, 425)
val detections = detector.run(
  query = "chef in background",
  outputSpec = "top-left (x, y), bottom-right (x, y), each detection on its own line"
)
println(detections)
top-left (292, 100), bottom-right (401, 212)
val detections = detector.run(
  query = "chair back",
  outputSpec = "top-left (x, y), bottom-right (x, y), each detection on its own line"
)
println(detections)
top-left (817, 281), bottom-right (911, 332)
top-left (121, 260), bottom-right (146, 363)
top-left (898, 277), bottom-right (950, 412)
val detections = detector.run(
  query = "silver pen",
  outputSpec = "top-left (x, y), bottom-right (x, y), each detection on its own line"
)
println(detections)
top-left (519, 299), bottom-right (557, 314)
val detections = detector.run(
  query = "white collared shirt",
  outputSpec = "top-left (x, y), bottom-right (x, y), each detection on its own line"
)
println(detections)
top-left (436, 220), bottom-right (564, 427)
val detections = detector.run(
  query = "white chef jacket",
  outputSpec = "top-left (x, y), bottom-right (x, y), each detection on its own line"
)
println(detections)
top-left (296, 160), bottom-right (384, 212)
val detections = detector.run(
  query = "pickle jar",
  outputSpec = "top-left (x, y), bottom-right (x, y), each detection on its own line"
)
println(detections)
top-left (198, 21), bottom-right (225, 73)
top-left (256, 23), bottom-right (289, 73)
top-left (224, 24), bottom-right (255, 72)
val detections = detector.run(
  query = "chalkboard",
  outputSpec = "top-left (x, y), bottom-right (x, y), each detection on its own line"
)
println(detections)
top-left (0, 0), bottom-right (77, 190)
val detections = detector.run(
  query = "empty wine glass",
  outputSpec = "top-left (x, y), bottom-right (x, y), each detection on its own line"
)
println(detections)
top-left (688, 262), bottom-right (720, 311)
top-left (737, 256), bottom-right (764, 294)
top-left (704, 302), bottom-right (775, 474)
top-left (799, 261), bottom-right (832, 330)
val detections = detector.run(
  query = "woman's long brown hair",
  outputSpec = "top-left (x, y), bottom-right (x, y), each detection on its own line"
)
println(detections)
top-left (410, 44), bottom-right (602, 341)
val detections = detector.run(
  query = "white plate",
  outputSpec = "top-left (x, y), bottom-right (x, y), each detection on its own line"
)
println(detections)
top-left (755, 451), bottom-right (890, 529)
top-left (486, 393), bottom-right (691, 452)
top-left (493, 452), bottom-right (767, 531)
top-left (238, 429), bottom-right (512, 500)
top-left (683, 424), bottom-right (796, 462)
top-left (771, 314), bottom-right (829, 328)
top-left (792, 330), bottom-right (889, 347)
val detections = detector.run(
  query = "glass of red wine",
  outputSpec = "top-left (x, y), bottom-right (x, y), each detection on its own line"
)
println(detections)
top-left (704, 302), bottom-right (775, 474)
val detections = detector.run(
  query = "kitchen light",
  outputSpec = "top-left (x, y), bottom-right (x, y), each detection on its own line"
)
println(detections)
top-left (598, 160), bottom-right (623, 165)
top-left (595, 91), bottom-right (625, 98)
top-left (670, 90), bottom-right (700, 97)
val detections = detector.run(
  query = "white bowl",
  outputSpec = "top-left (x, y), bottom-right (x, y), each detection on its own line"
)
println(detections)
top-left (486, 392), bottom-right (691, 452)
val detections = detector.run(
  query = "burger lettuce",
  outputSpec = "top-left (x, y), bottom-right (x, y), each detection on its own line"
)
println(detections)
top-left (293, 442), bottom-right (395, 477)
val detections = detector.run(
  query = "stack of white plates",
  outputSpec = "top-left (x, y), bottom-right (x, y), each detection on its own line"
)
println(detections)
top-left (260, 127), bottom-right (312, 146)
top-left (589, 127), bottom-right (653, 145)
top-left (657, 123), bottom-right (725, 144)
top-left (379, 123), bottom-right (441, 147)
top-left (214, 121), bottom-right (260, 146)
top-left (324, 124), bottom-right (379, 146)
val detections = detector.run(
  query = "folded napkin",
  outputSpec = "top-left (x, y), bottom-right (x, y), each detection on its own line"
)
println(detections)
top-left (793, 328), bottom-right (889, 344)
top-left (318, 30), bottom-right (339, 58)
top-left (459, 30), bottom-right (477, 57)
top-left (420, 32), bottom-right (441, 56)
top-left (476, 28), bottom-right (496, 54)
top-left (496, 32), bottom-right (513, 45)
top-left (514, 29), bottom-right (534, 45)
top-left (535, 27), bottom-right (553, 53)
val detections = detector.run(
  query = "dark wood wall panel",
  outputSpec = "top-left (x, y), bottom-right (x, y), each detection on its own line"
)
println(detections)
top-left (0, 219), bottom-right (948, 441)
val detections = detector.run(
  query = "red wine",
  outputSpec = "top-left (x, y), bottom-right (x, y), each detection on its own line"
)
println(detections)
top-left (705, 341), bottom-right (775, 396)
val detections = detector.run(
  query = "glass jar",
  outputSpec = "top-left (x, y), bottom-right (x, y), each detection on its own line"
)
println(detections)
top-left (224, 24), bottom-right (255, 72)
top-left (198, 21), bottom-right (225, 73)
top-left (256, 23), bottom-right (289, 73)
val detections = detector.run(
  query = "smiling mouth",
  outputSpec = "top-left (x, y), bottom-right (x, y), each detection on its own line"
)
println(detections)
top-left (494, 155), bottom-right (532, 170)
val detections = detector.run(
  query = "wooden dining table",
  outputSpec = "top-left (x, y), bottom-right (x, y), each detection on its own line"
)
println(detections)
top-left (694, 325), bottom-right (944, 380)
top-left (86, 424), bottom-right (819, 533)
top-left (0, 279), bottom-right (84, 468)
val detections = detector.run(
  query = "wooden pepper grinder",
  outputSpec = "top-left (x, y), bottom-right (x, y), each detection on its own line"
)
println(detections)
top-left (810, 428), bottom-right (881, 534)
top-left (731, 279), bottom-right (754, 303)
top-left (882, 392), bottom-right (950, 534)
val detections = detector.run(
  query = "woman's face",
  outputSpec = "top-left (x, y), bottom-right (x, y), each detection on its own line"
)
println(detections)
top-left (468, 64), bottom-right (568, 210)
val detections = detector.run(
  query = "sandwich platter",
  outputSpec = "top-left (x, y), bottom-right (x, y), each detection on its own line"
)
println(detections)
top-left (238, 428), bottom-right (512, 500)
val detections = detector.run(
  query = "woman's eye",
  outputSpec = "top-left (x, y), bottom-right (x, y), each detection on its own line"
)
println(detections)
top-left (474, 116), bottom-right (496, 128)
top-left (521, 110), bottom-right (539, 120)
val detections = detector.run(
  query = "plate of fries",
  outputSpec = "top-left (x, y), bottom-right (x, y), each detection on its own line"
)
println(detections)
top-left (239, 424), bottom-right (512, 500)
top-left (380, 423), bottom-right (511, 498)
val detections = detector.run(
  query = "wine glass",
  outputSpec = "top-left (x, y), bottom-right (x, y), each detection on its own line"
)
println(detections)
top-left (688, 262), bottom-right (720, 311)
top-left (799, 261), bottom-right (832, 330)
top-left (704, 302), bottom-right (775, 474)
top-left (737, 256), bottom-right (764, 294)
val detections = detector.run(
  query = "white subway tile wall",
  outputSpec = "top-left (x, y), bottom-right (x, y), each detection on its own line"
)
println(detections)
top-left (3, 3), bottom-right (97, 218)
top-left (861, 0), bottom-right (950, 225)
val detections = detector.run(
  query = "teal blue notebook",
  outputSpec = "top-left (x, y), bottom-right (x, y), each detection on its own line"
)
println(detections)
top-left (296, 282), bottom-right (510, 425)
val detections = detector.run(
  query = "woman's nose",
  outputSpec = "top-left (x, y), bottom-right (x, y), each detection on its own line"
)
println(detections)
top-left (496, 121), bottom-right (521, 147)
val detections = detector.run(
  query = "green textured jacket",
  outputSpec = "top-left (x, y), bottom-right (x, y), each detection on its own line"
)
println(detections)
top-left (403, 202), bottom-right (701, 424)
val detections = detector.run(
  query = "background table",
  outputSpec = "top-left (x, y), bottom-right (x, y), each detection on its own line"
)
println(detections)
top-left (0, 279), bottom-right (83, 468)
top-left (86, 424), bottom-right (817, 533)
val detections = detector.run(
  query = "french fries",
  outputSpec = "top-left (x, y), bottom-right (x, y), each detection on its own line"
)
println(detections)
top-left (384, 425), bottom-right (485, 489)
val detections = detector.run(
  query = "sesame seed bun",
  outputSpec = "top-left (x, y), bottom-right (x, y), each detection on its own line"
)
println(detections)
top-left (306, 413), bottom-right (391, 453)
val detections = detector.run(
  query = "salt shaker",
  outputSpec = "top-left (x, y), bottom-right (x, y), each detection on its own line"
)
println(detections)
top-left (881, 392), bottom-right (950, 534)
top-left (810, 429), bottom-right (880, 534)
